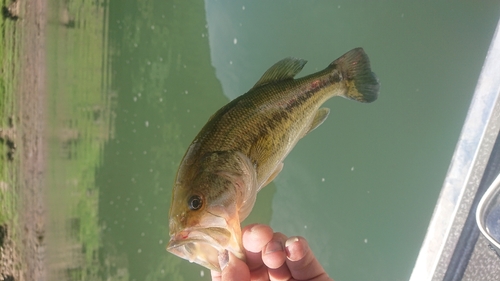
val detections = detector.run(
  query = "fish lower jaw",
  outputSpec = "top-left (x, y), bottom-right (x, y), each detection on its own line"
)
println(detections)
top-left (166, 228), bottom-right (244, 271)
top-left (167, 235), bottom-right (226, 271)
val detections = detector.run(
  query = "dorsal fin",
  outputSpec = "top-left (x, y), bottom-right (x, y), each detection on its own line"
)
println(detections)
top-left (252, 57), bottom-right (307, 89)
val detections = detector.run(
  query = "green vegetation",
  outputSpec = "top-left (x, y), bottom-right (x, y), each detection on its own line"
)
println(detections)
top-left (1, 0), bottom-right (114, 278)
top-left (0, 0), bottom-right (21, 230)
top-left (46, 0), bottom-right (114, 279)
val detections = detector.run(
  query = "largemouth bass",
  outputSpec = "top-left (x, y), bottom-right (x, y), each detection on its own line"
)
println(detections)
top-left (167, 48), bottom-right (379, 271)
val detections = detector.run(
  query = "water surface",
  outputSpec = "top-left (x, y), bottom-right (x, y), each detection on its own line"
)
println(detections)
top-left (46, 1), bottom-right (500, 280)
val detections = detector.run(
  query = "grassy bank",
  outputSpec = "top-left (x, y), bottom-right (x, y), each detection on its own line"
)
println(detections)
top-left (47, 0), bottom-right (114, 279)
top-left (0, 1), bottom-right (23, 279)
top-left (0, 0), bottom-right (21, 233)
top-left (1, 0), bottom-right (114, 279)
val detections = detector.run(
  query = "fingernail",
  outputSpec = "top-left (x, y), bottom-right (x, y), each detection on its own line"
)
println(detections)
top-left (219, 250), bottom-right (229, 271)
top-left (285, 237), bottom-right (299, 259)
top-left (265, 240), bottom-right (283, 255)
top-left (285, 237), bottom-right (299, 248)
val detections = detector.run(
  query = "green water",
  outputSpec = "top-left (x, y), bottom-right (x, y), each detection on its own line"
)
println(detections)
top-left (46, 1), bottom-right (500, 280)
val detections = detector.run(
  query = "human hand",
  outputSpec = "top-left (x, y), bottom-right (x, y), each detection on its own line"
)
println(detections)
top-left (211, 224), bottom-right (334, 281)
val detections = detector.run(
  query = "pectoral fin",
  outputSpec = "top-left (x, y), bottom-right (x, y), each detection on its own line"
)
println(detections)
top-left (259, 162), bottom-right (284, 191)
top-left (303, 107), bottom-right (330, 138)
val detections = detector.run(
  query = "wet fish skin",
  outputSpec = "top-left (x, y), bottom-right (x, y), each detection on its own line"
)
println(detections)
top-left (167, 47), bottom-right (379, 271)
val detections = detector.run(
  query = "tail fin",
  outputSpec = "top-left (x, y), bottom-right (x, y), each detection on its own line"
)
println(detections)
top-left (330, 48), bottom-right (380, 103)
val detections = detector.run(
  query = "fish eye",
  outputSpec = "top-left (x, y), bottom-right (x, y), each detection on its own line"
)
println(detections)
top-left (188, 195), bottom-right (203, 211)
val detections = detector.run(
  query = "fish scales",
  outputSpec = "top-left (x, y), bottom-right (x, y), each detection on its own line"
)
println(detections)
top-left (192, 68), bottom-right (344, 187)
top-left (167, 47), bottom-right (380, 272)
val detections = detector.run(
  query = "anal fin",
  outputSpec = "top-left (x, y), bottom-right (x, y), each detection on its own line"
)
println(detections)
top-left (303, 107), bottom-right (330, 138)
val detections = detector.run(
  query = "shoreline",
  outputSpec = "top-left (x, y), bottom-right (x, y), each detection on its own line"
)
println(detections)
top-left (0, 0), bottom-right (47, 280)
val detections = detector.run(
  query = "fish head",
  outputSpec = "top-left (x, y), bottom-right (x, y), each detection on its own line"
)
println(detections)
top-left (167, 151), bottom-right (258, 271)
top-left (167, 178), bottom-right (243, 271)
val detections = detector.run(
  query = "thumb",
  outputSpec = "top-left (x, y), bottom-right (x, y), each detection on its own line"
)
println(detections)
top-left (212, 251), bottom-right (250, 281)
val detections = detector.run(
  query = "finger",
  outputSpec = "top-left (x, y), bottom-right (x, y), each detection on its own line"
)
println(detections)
top-left (285, 236), bottom-right (332, 281)
top-left (242, 224), bottom-right (274, 253)
top-left (242, 224), bottom-right (274, 270)
top-left (242, 224), bottom-right (274, 280)
top-left (262, 232), bottom-right (287, 269)
top-left (211, 269), bottom-right (222, 281)
top-left (263, 232), bottom-right (291, 281)
top-left (211, 251), bottom-right (250, 281)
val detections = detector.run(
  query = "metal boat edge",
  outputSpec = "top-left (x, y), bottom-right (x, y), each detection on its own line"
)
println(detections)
top-left (410, 18), bottom-right (500, 281)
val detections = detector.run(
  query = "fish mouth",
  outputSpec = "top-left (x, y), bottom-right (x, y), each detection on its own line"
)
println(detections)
top-left (167, 226), bottom-right (244, 271)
